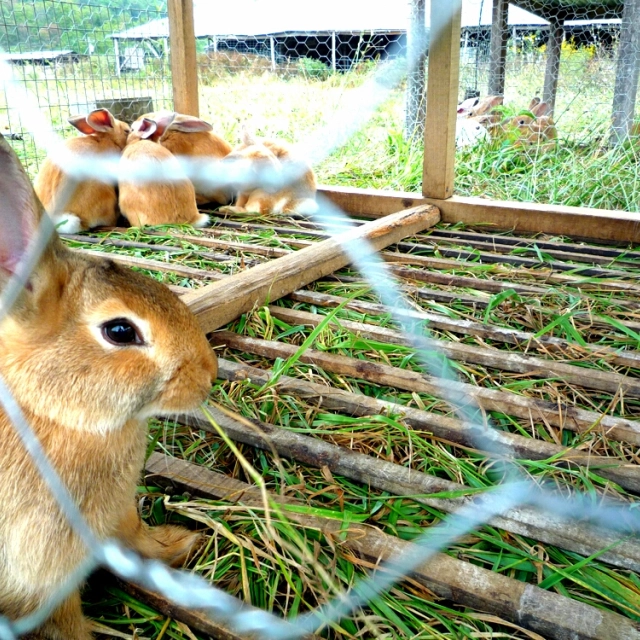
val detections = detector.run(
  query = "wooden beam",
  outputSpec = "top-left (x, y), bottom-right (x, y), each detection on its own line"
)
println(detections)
top-left (422, 0), bottom-right (462, 199)
top-left (612, 0), bottom-right (640, 140)
top-left (488, 0), bottom-right (509, 96)
top-left (167, 0), bottom-right (199, 116)
top-left (318, 185), bottom-right (640, 244)
top-left (543, 18), bottom-right (564, 113)
top-left (172, 407), bottom-right (640, 570)
top-left (144, 452), bottom-right (640, 640)
top-left (182, 205), bottom-right (440, 333)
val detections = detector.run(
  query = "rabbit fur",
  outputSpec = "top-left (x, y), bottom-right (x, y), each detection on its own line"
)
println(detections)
top-left (34, 108), bottom-right (130, 234)
top-left (222, 129), bottom-right (318, 215)
top-left (0, 132), bottom-right (217, 638)
top-left (456, 95), bottom-right (503, 147)
top-left (133, 111), bottom-right (232, 205)
top-left (119, 114), bottom-right (210, 228)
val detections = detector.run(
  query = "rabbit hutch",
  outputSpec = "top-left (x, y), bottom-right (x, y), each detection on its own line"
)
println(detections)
top-left (2, 0), bottom-right (640, 638)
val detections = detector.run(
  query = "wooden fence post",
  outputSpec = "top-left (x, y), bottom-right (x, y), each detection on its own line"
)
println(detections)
top-left (423, 0), bottom-right (462, 200)
top-left (542, 18), bottom-right (564, 114)
top-left (612, 0), bottom-right (640, 141)
top-left (487, 0), bottom-right (509, 96)
top-left (167, 0), bottom-right (199, 116)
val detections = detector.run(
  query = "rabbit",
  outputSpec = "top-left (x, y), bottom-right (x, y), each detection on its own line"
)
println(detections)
top-left (119, 113), bottom-right (210, 228)
top-left (132, 111), bottom-right (232, 205)
top-left (34, 108), bottom-right (130, 234)
top-left (0, 131), bottom-right (218, 638)
top-left (456, 95), bottom-right (503, 147)
top-left (221, 129), bottom-right (318, 215)
top-left (501, 98), bottom-right (558, 149)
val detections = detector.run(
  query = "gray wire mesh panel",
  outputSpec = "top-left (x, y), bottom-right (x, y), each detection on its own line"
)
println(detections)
top-left (0, 0), bottom-right (171, 176)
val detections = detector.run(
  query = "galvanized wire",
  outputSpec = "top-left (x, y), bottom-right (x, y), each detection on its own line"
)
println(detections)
top-left (0, 1), bottom-right (638, 638)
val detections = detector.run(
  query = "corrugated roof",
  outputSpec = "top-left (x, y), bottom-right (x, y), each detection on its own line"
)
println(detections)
top-left (110, 1), bottom-right (551, 40)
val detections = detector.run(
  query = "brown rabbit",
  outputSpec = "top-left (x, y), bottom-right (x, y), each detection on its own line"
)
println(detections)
top-left (133, 111), bottom-right (232, 205)
top-left (0, 132), bottom-right (217, 638)
top-left (34, 108), bottom-right (130, 233)
top-left (119, 114), bottom-right (210, 228)
top-left (504, 98), bottom-right (558, 149)
top-left (222, 130), bottom-right (318, 216)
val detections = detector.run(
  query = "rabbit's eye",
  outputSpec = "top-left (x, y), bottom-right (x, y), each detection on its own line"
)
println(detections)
top-left (101, 318), bottom-right (144, 346)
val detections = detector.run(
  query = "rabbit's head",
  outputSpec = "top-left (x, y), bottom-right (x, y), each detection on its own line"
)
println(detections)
top-left (0, 133), bottom-right (217, 435)
top-left (68, 108), bottom-right (131, 150)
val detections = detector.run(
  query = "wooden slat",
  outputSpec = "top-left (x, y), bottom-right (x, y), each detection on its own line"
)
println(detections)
top-left (183, 205), bottom-right (440, 333)
top-left (216, 359), bottom-right (640, 493)
top-left (543, 17), bottom-right (564, 112)
top-left (144, 452), bottom-right (640, 640)
top-left (422, 0), bottom-right (462, 199)
top-left (318, 185), bottom-right (640, 244)
top-left (167, 0), bottom-right (199, 116)
top-left (211, 329), bottom-right (640, 443)
top-left (171, 407), bottom-right (640, 568)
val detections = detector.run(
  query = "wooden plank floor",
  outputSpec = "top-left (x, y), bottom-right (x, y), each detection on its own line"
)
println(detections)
top-left (68, 210), bottom-right (640, 640)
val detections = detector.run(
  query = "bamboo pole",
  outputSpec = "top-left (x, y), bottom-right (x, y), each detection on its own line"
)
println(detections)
top-left (182, 205), bottom-right (440, 333)
top-left (210, 330), bottom-right (640, 445)
top-left (167, 0), bottom-right (199, 116)
top-left (215, 358), bottom-right (640, 493)
top-left (144, 452), bottom-right (640, 640)
top-left (422, 0), bottom-right (462, 199)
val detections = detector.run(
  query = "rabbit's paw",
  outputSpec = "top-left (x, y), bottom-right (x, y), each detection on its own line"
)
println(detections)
top-left (51, 213), bottom-right (83, 235)
top-left (142, 524), bottom-right (202, 567)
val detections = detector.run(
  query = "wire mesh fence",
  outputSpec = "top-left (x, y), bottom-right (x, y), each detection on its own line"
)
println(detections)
top-left (0, 0), bottom-right (640, 639)
top-left (0, 0), bottom-right (171, 176)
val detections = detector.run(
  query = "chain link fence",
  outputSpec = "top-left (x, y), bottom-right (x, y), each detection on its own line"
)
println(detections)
top-left (0, 1), bottom-right (640, 639)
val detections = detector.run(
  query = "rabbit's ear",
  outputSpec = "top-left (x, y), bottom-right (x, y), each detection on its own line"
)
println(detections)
top-left (137, 118), bottom-right (159, 140)
top-left (0, 135), bottom-right (49, 277)
top-left (68, 114), bottom-right (97, 135)
top-left (86, 109), bottom-right (117, 132)
top-left (241, 126), bottom-right (257, 146)
top-left (152, 112), bottom-right (177, 140)
top-left (532, 101), bottom-right (550, 117)
top-left (168, 115), bottom-right (213, 133)
top-left (528, 97), bottom-right (541, 111)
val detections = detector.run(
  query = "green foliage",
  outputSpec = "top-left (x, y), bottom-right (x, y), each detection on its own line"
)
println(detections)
top-left (0, 0), bottom-right (166, 55)
top-left (297, 56), bottom-right (330, 80)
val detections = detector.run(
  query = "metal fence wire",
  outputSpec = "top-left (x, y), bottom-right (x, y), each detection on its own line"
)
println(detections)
top-left (0, 0), bottom-right (640, 639)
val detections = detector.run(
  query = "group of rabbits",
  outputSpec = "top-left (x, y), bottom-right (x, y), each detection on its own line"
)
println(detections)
top-left (34, 107), bottom-right (318, 234)
top-left (456, 95), bottom-right (557, 149)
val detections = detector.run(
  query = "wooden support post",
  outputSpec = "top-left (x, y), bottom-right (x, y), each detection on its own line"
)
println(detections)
top-left (612, 0), bottom-right (640, 141)
top-left (331, 31), bottom-right (337, 72)
top-left (182, 205), bottom-right (440, 333)
top-left (167, 0), bottom-right (199, 116)
top-left (113, 38), bottom-right (121, 77)
top-left (405, 0), bottom-right (427, 139)
top-left (270, 37), bottom-right (276, 71)
top-left (543, 18), bottom-right (564, 113)
top-left (487, 0), bottom-right (509, 96)
top-left (423, 0), bottom-right (462, 199)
